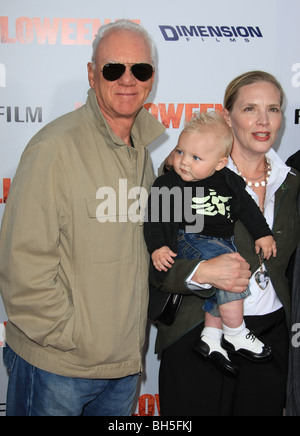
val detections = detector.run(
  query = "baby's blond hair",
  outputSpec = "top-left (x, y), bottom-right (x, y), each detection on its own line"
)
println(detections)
top-left (183, 111), bottom-right (233, 157)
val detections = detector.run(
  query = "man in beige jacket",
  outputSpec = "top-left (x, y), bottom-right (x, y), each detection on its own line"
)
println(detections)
top-left (0, 20), bottom-right (165, 416)
top-left (0, 19), bottom-right (252, 416)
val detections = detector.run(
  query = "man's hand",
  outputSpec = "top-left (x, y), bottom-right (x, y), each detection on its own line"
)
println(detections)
top-left (192, 252), bottom-right (251, 293)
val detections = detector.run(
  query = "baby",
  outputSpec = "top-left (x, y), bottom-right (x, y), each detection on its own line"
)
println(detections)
top-left (144, 111), bottom-right (276, 377)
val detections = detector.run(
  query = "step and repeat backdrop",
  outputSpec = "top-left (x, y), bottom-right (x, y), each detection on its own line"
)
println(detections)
top-left (0, 0), bottom-right (299, 416)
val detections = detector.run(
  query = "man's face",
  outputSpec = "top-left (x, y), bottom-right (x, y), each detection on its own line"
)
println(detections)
top-left (88, 30), bottom-right (155, 123)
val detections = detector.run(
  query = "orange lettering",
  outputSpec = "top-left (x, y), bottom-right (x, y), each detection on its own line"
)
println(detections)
top-left (33, 17), bottom-right (60, 45)
top-left (0, 178), bottom-right (11, 204)
top-left (0, 17), bottom-right (16, 43)
top-left (16, 17), bottom-right (34, 44)
top-left (138, 394), bottom-right (155, 416)
top-left (3, 178), bottom-right (11, 203)
top-left (92, 19), bottom-right (101, 39)
top-left (0, 17), bottom-right (142, 45)
top-left (215, 103), bottom-right (224, 112)
top-left (61, 18), bottom-right (76, 45)
top-left (77, 19), bottom-right (92, 45)
top-left (159, 103), bottom-right (184, 128)
top-left (185, 103), bottom-right (200, 122)
top-left (144, 103), bottom-right (159, 120)
top-left (136, 102), bottom-right (224, 128)
top-left (200, 103), bottom-right (214, 113)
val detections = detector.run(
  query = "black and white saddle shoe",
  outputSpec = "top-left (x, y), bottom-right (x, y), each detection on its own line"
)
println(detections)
top-left (221, 330), bottom-right (272, 362)
top-left (193, 336), bottom-right (239, 378)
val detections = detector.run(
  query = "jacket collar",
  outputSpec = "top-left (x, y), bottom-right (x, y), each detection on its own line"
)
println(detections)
top-left (86, 88), bottom-right (166, 149)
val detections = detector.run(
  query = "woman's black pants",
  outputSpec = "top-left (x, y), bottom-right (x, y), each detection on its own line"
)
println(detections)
top-left (159, 308), bottom-right (289, 416)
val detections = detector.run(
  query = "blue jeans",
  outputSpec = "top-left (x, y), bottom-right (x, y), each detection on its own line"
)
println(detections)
top-left (3, 345), bottom-right (139, 416)
top-left (177, 230), bottom-right (250, 317)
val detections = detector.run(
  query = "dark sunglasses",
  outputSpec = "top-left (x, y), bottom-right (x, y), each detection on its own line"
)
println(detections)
top-left (100, 63), bottom-right (154, 82)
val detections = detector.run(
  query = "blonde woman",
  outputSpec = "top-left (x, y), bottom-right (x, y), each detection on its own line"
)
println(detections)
top-left (151, 71), bottom-right (300, 416)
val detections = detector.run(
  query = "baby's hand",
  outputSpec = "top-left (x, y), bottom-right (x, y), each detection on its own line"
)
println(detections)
top-left (255, 236), bottom-right (277, 260)
top-left (152, 246), bottom-right (177, 272)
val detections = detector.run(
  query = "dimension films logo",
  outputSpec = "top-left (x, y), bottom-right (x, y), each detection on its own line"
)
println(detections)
top-left (159, 24), bottom-right (263, 43)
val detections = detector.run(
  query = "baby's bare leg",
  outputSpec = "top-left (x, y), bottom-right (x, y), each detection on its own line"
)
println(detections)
top-left (219, 299), bottom-right (244, 329)
top-left (204, 312), bottom-right (222, 329)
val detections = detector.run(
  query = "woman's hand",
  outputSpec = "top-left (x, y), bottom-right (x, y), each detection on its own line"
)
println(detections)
top-left (164, 149), bottom-right (176, 170)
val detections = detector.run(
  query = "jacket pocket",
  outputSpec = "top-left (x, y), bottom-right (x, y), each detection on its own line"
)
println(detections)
top-left (84, 195), bottom-right (134, 263)
top-left (49, 304), bottom-right (77, 352)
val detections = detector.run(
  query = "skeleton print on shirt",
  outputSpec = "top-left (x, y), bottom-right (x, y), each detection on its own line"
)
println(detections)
top-left (191, 189), bottom-right (233, 222)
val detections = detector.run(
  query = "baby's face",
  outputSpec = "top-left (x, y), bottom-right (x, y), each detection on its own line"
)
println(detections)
top-left (173, 131), bottom-right (227, 182)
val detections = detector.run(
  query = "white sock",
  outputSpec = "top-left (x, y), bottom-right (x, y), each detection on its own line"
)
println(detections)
top-left (222, 322), bottom-right (265, 353)
top-left (201, 327), bottom-right (231, 359)
top-left (201, 326), bottom-right (223, 341)
top-left (222, 321), bottom-right (247, 337)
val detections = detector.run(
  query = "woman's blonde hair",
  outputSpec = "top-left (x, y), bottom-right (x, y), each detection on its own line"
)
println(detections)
top-left (224, 70), bottom-right (285, 112)
top-left (183, 111), bottom-right (233, 157)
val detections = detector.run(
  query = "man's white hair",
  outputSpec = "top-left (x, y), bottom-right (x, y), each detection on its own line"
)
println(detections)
top-left (91, 19), bottom-right (156, 67)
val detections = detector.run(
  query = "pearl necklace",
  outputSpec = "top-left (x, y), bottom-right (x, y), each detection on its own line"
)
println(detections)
top-left (232, 156), bottom-right (272, 188)
top-left (232, 155), bottom-right (271, 288)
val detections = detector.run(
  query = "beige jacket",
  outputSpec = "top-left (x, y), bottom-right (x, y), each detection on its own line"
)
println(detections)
top-left (0, 89), bottom-right (165, 378)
